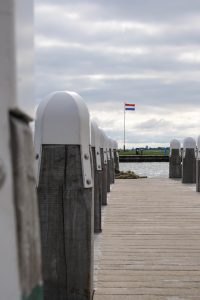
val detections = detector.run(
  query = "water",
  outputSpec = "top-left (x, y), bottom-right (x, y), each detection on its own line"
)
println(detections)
top-left (120, 162), bottom-right (169, 178)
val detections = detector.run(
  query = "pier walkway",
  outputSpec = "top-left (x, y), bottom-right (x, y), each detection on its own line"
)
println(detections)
top-left (94, 178), bottom-right (200, 300)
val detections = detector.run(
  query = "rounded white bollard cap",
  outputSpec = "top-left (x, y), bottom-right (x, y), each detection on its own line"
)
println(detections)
top-left (170, 139), bottom-right (181, 156)
top-left (183, 137), bottom-right (196, 159)
top-left (91, 121), bottom-right (95, 148)
top-left (197, 136), bottom-right (200, 160)
top-left (99, 129), bottom-right (108, 164)
top-left (34, 91), bottom-right (92, 188)
top-left (170, 139), bottom-right (181, 149)
top-left (113, 140), bottom-right (118, 150)
top-left (91, 120), bottom-right (102, 170)
top-left (109, 138), bottom-right (114, 158)
top-left (183, 137), bottom-right (196, 150)
top-left (106, 136), bottom-right (111, 160)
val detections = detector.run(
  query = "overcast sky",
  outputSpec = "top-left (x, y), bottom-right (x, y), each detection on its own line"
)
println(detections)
top-left (35, 0), bottom-right (200, 148)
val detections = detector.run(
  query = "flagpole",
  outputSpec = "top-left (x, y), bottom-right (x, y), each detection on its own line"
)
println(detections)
top-left (124, 103), bottom-right (126, 151)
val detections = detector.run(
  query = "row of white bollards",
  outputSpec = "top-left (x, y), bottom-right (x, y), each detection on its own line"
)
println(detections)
top-left (169, 137), bottom-right (200, 189)
top-left (1, 1), bottom-right (119, 299)
top-left (34, 91), bottom-right (119, 300)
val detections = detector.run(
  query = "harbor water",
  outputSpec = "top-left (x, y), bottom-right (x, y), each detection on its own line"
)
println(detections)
top-left (120, 162), bottom-right (169, 178)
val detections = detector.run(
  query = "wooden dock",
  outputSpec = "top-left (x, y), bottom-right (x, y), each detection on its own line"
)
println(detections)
top-left (94, 178), bottom-right (200, 300)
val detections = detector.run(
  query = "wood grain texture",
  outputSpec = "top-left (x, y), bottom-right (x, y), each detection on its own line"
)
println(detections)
top-left (169, 149), bottom-right (182, 179)
top-left (182, 149), bottom-right (196, 183)
top-left (38, 145), bottom-right (93, 300)
top-left (92, 147), bottom-right (102, 233)
top-left (109, 150), bottom-right (115, 185)
top-left (100, 148), bottom-right (107, 206)
top-left (94, 178), bottom-right (200, 299)
top-left (196, 160), bottom-right (200, 192)
top-left (107, 160), bottom-right (111, 193)
top-left (114, 150), bottom-right (119, 173)
top-left (10, 115), bottom-right (42, 299)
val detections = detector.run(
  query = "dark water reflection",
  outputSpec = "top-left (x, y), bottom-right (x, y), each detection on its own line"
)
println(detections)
top-left (119, 162), bottom-right (169, 178)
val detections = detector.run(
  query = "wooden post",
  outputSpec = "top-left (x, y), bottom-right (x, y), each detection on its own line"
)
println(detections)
top-left (113, 141), bottom-right (119, 174)
top-left (10, 112), bottom-right (43, 300)
top-left (182, 137), bottom-right (196, 184)
top-left (35, 91), bottom-right (94, 300)
top-left (107, 141), bottom-right (111, 193)
top-left (0, 1), bottom-right (42, 299)
top-left (91, 121), bottom-right (102, 233)
top-left (109, 139), bottom-right (115, 184)
top-left (196, 136), bottom-right (200, 192)
top-left (169, 139), bottom-right (182, 179)
top-left (100, 130), bottom-right (108, 206)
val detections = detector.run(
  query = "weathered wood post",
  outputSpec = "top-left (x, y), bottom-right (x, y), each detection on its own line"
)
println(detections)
top-left (106, 136), bottom-right (111, 193)
top-left (91, 121), bottom-right (102, 233)
top-left (196, 136), bottom-right (200, 192)
top-left (182, 137), bottom-right (196, 184)
top-left (113, 141), bottom-right (119, 173)
top-left (100, 130), bottom-right (108, 205)
top-left (169, 139), bottom-right (182, 178)
top-left (0, 1), bottom-right (43, 299)
top-left (35, 91), bottom-right (94, 300)
top-left (109, 139), bottom-right (115, 184)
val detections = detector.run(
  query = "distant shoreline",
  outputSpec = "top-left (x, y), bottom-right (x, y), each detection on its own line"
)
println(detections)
top-left (119, 155), bottom-right (169, 162)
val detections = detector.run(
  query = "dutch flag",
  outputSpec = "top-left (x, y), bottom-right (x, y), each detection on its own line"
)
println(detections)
top-left (125, 103), bottom-right (135, 111)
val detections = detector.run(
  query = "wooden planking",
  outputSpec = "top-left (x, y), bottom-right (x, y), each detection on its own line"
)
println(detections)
top-left (94, 178), bottom-right (200, 299)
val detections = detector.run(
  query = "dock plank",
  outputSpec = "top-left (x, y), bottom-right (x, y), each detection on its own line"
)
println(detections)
top-left (94, 178), bottom-right (200, 299)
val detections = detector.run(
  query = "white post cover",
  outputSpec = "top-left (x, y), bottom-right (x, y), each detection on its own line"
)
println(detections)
top-left (170, 139), bottom-right (181, 156)
top-left (0, 0), bottom-right (33, 298)
top-left (34, 91), bottom-right (93, 188)
top-left (0, 0), bottom-right (34, 117)
top-left (197, 136), bottom-right (200, 160)
top-left (106, 136), bottom-right (111, 161)
top-left (100, 130), bottom-right (108, 164)
top-left (183, 137), bottom-right (196, 158)
top-left (91, 121), bottom-right (102, 171)
top-left (109, 138), bottom-right (114, 159)
top-left (113, 140), bottom-right (118, 150)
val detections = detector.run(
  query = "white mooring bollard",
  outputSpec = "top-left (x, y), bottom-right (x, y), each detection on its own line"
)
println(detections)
top-left (91, 120), bottom-right (102, 233)
top-left (100, 130), bottom-right (108, 205)
top-left (0, 1), bottom-right (42, 299)
top-left (169, 139), bottom-right (182, 179)
top-left (35, 91), bottom-right (94, 300)
top-left (196, 136), bottom-right (200, 192)
top-left (106, 136), bottom-right (111, 193)
top-left (109, 139), bottom-right (115, 184)
top-left (182, 137), bottom-right (196, 184)
top-left (113, 141), bottom-right (119, 173)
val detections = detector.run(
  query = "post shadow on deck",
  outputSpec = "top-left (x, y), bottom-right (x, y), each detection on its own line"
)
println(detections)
top-left (34, 91), bottom-right (94, 300)
top-left (182, 137), bottom-right (196, 184)
top-left (91, 121), bottom-right (102, 233)
top-left (169, 139), bottom-right (182, 179)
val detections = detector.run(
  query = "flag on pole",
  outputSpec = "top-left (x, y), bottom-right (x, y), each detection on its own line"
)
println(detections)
top-left (125, 103), bottom-right (135, 111)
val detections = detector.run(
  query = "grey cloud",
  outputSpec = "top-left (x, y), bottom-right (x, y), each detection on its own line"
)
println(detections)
top-left (35, 0), bottom-right (200, 23)
top-left (135, 119), bottom-right (171, 130)
top-left (34, 0), bottom-right (200, 145)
